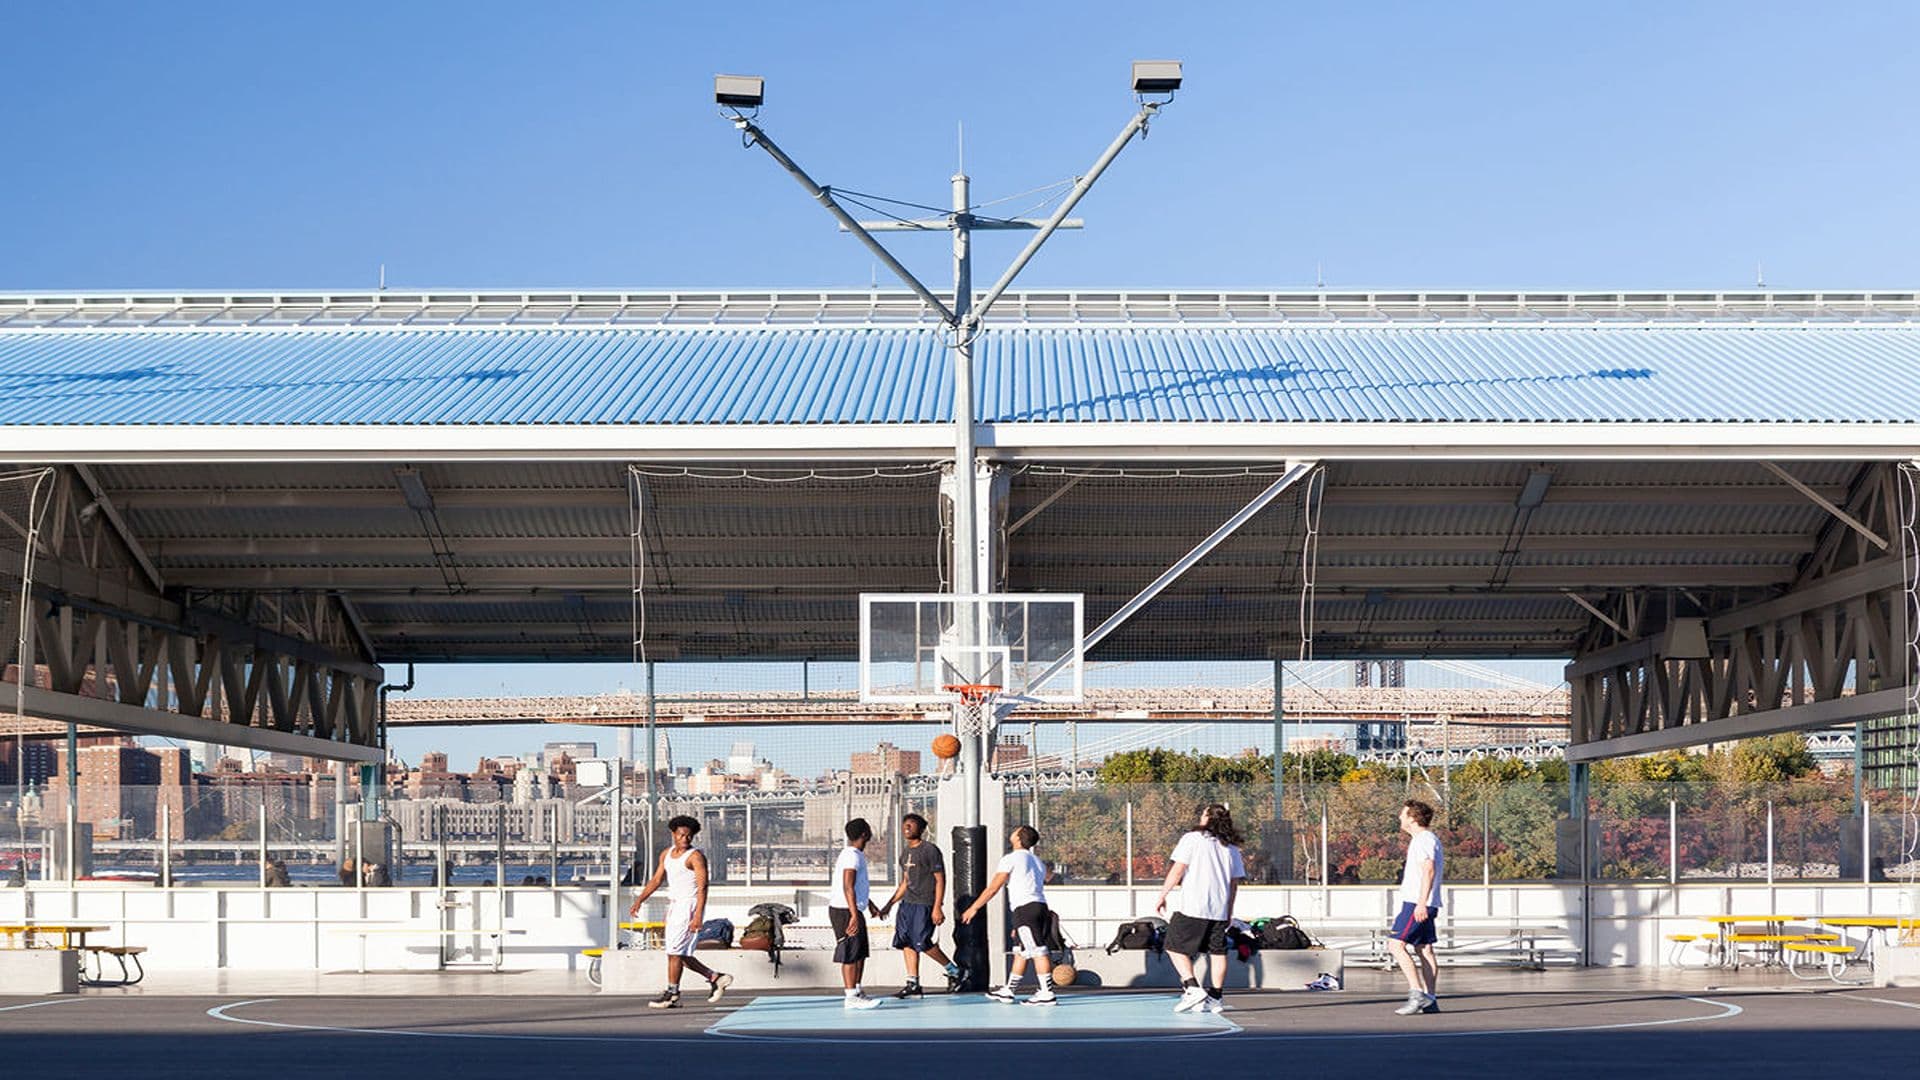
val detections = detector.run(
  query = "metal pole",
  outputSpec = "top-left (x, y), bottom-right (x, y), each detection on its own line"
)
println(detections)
top-left (970, 103), bottom-right (1160, 322)
top-left (257, 800), bottom-right (268, 887)
top-left (1765, 799), bottom-right (1775, 886)
top-left (1273, 659), bottom-right (1285, 824)
top-left (1862, 802), bottom-right (1872, 886)
top-left (1669, 798), bottom-right (1678, 886)
top-left (745, 801), bottom-right (754, 884)
top-left (63, 726), bottom-right (76, 884)
top-left (160, 802), bottom-right (172, 889)
top-left (609, 758), bottom-right (623, 951)
top-left (549, 804), bottom-right (559, 888)
top-left (1482, 791), bottom-right (1491, 888)
top-left (1068, 721), bottom-right (1078, 792)
top-left (952, 169), bottom-right (984, 830)
top-left (1320, 803), bottom-right (1329, 890)
top-left (645, 662), bottom-right (658, 863)
top-left (1124, 800), bottom-right (1135, 912)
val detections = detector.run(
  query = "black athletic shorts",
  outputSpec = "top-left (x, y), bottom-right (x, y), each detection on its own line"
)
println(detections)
top-left (830, 906), bottom-right (871, 964)
top-left (1165, 912), bottom-right (1231, 957)
top-left (1010, 901), bottom-right (1051, 957)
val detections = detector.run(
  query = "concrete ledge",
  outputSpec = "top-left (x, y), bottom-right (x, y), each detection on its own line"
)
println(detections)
top-left (1873, 944), bottom-right (1920, 988)
top-left (0, 949), bottom-right (81, 994)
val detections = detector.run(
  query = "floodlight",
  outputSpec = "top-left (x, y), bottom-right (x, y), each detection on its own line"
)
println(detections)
top-left (1131, 60), bottom-right (1182, 94)
top-left (715, 74), bottom-right (765, 109)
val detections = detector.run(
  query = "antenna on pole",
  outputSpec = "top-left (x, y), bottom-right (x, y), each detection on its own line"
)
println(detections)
top-left (1316, 262), bottom-right (1324, 290)
top-left (378, 264), bottom-right (387, 291)
top-left (1755, 261), bottom-right (1766, 288)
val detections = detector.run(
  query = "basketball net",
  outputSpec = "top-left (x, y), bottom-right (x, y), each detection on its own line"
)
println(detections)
top-left (944, 683), bottom-right (1001, 776)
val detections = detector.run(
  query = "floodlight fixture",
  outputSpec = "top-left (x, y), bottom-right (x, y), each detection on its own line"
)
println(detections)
top-left (1131, 60), bottom-right (1182, 95)
top-left (714, 74), bottom-right (764, 110)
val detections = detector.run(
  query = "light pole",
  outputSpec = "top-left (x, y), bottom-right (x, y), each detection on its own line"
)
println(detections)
top-left (714, 63), bottom-right (1181, 989)
top-left (713, 60), bottom-right (1183, 827)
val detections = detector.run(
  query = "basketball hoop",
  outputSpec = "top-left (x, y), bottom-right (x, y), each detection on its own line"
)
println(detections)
top-left (943, 683), bottom-right (1001, 740)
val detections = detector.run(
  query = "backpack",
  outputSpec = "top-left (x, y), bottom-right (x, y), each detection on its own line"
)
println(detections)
top-left (696, 918), bottom-right (734, 948)
top-left (1104, 916), bottom-right (1167, 954)
top-left (741, 903), bottom-right (799, 966)
top-left (1254, 915), bottom-right (1316, 950)
top-left (1042, 909), bottom-right (1072, 953)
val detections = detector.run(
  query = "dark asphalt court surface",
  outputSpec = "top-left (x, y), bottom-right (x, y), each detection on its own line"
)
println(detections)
top-left (6, 986), bottom-right (1917, 1078)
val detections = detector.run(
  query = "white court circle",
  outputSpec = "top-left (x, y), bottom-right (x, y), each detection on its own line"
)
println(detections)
top-left (203, 994), bottom-right (1743, 1045)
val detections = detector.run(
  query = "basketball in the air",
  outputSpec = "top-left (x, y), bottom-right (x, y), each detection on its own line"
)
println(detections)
top-left (932, 733), bottom-right (962, 759)
top-left (1051, 963), bottom-right (1076, 987)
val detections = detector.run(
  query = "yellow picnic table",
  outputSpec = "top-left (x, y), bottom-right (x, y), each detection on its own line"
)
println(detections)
top-left (1815, 916), bottom-right (1920, 968)
top-left (0, 923), bottom-right (111, 950)
top-left (1698, 915), bottom-right (1814, 967)
top-left (618, 920), bottom-right (668, 948)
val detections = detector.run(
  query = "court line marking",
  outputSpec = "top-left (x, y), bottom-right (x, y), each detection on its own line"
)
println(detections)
top-left (205, 999), bottom-right (717, 1044)
top-left (1865, 997), bottom-right (1920, 1011)
top-left (1219, 996), bottom-right (1742, 1042)
top-left (0, 998), bottom-right (89, 1014)
top-left (704, 995), bottom-right (1241, 1043)
top-left (203, 994), bottom-right (1740, 1045)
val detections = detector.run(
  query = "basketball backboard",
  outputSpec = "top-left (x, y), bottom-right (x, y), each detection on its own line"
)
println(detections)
top-left (859, 593), bottom-right (1083, 705)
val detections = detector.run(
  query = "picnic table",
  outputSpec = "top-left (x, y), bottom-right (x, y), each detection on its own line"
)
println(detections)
top-left (1808, 916), bottom-right (1920, 976)
top-left (0, 923), bottom-right (111, 950)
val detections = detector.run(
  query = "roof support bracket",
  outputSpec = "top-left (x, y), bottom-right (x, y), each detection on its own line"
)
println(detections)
top-left (1562, 590), bottom-right (1630, 638)
top-left (1084, 459), bottom-right (1318, 653)
top-left (1761, 461), bottom-right (1888, 550)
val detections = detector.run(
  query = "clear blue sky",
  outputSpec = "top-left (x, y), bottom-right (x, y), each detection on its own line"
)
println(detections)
top-left (6, 2), bottom-right (1918, 293)
top-left (7, 3), bottom-right (1909, 768)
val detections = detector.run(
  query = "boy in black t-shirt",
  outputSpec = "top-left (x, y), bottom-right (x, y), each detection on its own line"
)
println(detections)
top-left (877, 813), bottom-right (965, 997)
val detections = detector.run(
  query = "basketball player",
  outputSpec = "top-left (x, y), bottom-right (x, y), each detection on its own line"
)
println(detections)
top-left (877, 812), bottom-right (965, 996)
top-left (959, 825), bottom-right (1057, 1006)
top-left (627, 815), bottom-right (733, 1008)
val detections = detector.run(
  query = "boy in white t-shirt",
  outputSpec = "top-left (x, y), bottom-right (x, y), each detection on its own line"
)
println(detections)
top-left (1389, 799), bottom-right (1444, 1016)
top-left (959, 825), bottom-right (1057, 1006)
top-left (1154, 803), bottom-right (1246, 1013)
top-left (830, 818), bottom-right (886, 1009)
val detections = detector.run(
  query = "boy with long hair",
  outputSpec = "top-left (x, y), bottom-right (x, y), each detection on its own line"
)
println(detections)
top-left (1154, 803), bottom-right (1246, 1012)
top-left (1389, 799), bottom-right (1444, 1015)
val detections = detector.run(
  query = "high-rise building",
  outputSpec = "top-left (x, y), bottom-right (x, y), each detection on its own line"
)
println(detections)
top-left (0, 739), bottom-right (56, 786)
top-left (543, 741), bottom-right (597, 767)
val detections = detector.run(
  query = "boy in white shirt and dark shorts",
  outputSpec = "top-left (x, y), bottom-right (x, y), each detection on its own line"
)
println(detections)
top-left (1389, 799), bottom-right (1444, 1016)
top-left (960, 825), bottom-right (1057, 1006)
top-left (1155, 803), bottom-right (1246, 1013)
top-left (830, 818), bottom-right (886, 1009)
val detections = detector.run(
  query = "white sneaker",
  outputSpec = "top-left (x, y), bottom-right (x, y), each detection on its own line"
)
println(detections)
top-left (986, 985), bottom-right (1020, 1004)
top-left (706, 973), bottom-right (734, 1003)
top-left (1200, 996), bottom-right (1231, 1013)
top-left (1024, 989), bottom-right (1058, 1007)
top-left (844, 993), bottom-right (883, 1010)
top-left (1174, 986), bottom-right (1209, 1013)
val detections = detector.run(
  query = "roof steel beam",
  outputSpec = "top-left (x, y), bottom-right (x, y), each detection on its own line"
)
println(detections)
top-left (1759, 461), bottom-right (1889, 550)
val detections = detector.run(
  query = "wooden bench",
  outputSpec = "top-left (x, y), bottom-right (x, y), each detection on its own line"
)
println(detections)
top-left (79, 945), bottom-right (145, 987)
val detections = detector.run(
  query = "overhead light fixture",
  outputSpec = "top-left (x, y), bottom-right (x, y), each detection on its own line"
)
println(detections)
top-left (1131, 60), bottom-right (1182, 95)
top-left (714, 74), bottom-right (765, 109)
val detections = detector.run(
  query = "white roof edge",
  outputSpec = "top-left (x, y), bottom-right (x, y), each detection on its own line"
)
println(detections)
top-left (0, 421), bottom-right (1912, 464)
top-left (2, 287), bottom-right (1918, 330)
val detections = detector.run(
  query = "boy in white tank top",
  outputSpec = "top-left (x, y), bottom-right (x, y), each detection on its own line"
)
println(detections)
top-left (628, 815), bottom-right (733, 1008)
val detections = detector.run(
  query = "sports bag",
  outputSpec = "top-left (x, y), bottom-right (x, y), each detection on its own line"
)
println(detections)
top-left (1104, 916), bottom-right (1167, 954)
top-left (1255, 915), bottom-right (1315, 950)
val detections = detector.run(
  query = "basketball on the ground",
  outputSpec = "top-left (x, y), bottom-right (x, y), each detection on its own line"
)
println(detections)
top-left (1051, 963), bottom-right (1076, 987)
top-left (932, 733), bottom-right (962, 759)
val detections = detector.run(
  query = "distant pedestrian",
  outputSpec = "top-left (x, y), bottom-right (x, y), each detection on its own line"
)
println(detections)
top-left (263, 858), bottom-right (291, 888)
top-left (1389, 799), bottom-right (1443, 1016)
top-left (1154, 803), bottom-right (1246, 1013)
top-left (627, 815), bottom-right (733, 1009)
top-left (960, 825), bottom-right (1057, 1006)
top-left (877, 812), bottom-right (964, 997)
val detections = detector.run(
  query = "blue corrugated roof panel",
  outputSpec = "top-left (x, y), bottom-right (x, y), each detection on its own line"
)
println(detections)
top-left (0, 325), bottom-right (1914, 425)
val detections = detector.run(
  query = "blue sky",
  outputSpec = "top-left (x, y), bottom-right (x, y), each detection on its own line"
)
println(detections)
top-left (7, 3), bottom-right (1911, 768)
top-left (6, 3), bottom-right (1918, 293)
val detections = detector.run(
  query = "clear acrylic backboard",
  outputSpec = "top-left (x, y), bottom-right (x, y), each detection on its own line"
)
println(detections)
top-left (859, 593), bottom-right (1083, 705)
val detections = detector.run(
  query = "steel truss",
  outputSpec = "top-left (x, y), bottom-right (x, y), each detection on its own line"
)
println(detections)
top-left (1567, 463), bottom-right (1915, 760)
top-left (0, 468), bottom-right (384, 761)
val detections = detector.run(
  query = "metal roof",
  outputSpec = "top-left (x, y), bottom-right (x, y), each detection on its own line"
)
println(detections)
top-left (1, 321), bottom-right (1918, 427)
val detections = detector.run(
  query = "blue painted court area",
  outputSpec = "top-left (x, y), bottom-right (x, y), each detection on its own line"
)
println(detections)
top-left (707, 993), bottom-right (1238, 1039)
